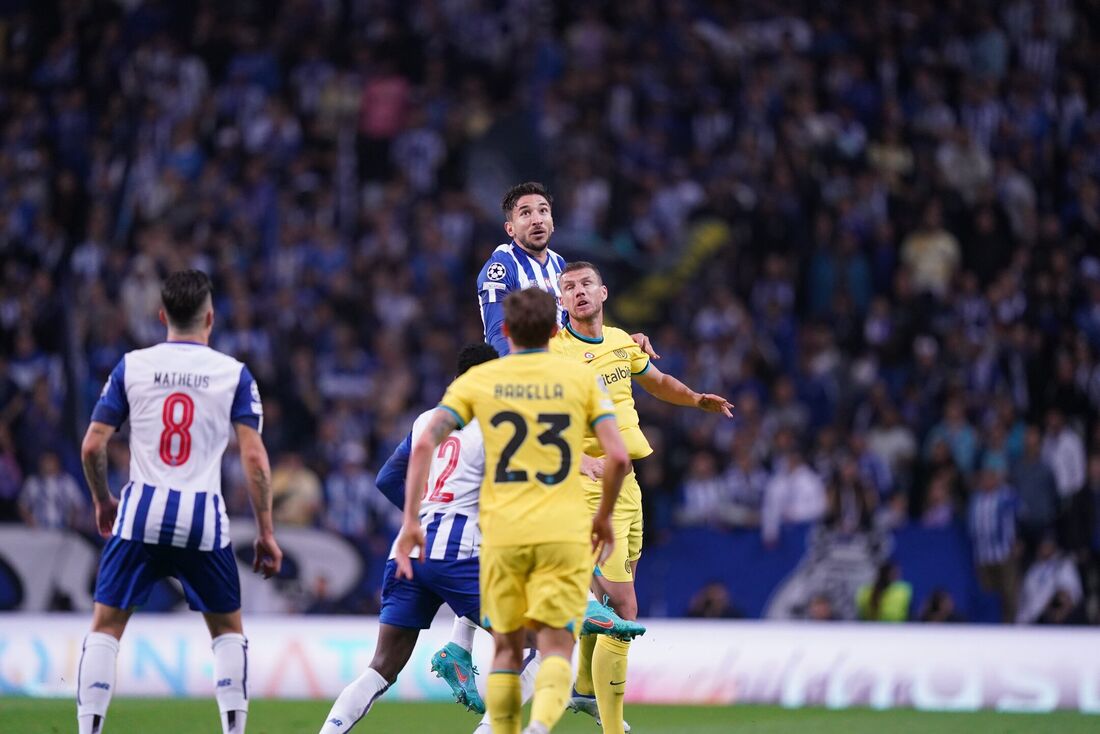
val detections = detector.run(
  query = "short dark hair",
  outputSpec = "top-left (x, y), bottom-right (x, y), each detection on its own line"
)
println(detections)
top-left (502, 181), bottom-right (553, 220)
top-left (457, 343), bottom-right (500, 375)
top-left (561, 260), bottom-right (603, 283)
top-left (503, 288), bottom-right (558, 348)
top-left (161, 270), bottom-right (213, 331)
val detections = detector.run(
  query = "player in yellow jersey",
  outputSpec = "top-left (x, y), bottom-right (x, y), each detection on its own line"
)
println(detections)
top-left (395, 287), bottom-right (630, 734)
top-left (552, 261), bottom-right (734, 734)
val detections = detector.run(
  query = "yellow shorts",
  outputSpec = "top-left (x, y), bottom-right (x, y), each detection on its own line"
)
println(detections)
top-left (581, 470), bottom-right (644, 583)
top-left (480, 542), bottom-right (591, 634)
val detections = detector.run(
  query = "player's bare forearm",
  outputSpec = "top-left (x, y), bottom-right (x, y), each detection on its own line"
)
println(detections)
top-left (403, 409), bottom-right (457, 524)
top-left (235, 424), bottom-right (276, 535)
top-left (81, 422), bottom-right (115, 504)
top-left (636, 365), bottom-right (734, 416)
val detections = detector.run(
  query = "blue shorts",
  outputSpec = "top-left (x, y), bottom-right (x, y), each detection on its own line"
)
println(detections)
top-left (94, 535), bottom-right (241, 613)
top-left (379, 557), bottom-right (480, 629)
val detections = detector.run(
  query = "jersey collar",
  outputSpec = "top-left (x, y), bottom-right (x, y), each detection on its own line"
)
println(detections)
top-left (566, 323), bottom-right (603, 344)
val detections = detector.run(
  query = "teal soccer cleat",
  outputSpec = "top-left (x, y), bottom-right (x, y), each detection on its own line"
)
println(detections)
top-left (581, 598), bottom-right (646, 640)
top-left (430, 642), bottom-right (485, 714)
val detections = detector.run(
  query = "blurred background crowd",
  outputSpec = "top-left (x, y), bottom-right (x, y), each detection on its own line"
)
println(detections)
top-left (2, 0), bottom-right (1100, 624)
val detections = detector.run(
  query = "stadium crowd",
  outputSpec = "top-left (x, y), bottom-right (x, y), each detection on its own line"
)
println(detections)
top-left (2, 0), bottom-right (1100, 623)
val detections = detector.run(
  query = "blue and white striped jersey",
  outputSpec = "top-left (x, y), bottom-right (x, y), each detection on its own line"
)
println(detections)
top-left (968, 485), bottom-right (1018, 565)
top-left (385, 409), bottom-right (483, 562)
top-left (477, 241), bottom-right (567, 356)
top-left (91, 341), bottom-right (263, 551)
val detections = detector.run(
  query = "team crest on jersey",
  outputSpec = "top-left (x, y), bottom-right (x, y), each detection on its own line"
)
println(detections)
top-left (614, 349), bottom-right (629, 359)
top-left (584, 352), bottom-right (595, 360)
top-left (487, 263), bottom-right (507, 281)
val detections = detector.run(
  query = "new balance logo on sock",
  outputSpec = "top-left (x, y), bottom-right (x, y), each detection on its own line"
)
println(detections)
top-left (90, 681), bottom-right (111, 691)
top-left (217, 678), bottom-right (233, 687)
top-left (328, 718), bottom-right (344, 726)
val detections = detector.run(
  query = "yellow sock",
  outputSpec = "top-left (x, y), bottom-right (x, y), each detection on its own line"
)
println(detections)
top-left (592, 636), bottom-right (630, 734)
top-left (487, 671), bottom-right (521, 734)
top-left (529, 654), bottom-right (573, 731)
top-left (574, 634), bottom-right (597, 696)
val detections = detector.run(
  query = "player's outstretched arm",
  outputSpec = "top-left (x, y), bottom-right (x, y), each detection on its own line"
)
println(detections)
top-left (81, 421), bottom-right (118, 538)
top-left (591, 417), bottom-right (629, 563)
top-left (235, 423), bottom-right (283, 579)
top-left (635, 364), bottom-right (734, 417)
top-left (395, 408), bottom-right (458, 579)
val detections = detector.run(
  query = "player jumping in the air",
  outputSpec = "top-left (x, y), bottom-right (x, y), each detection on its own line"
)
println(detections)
top-left (77, 270), bottom-right (283, 734)
top-left (553, 262), bottom-right (734, 734)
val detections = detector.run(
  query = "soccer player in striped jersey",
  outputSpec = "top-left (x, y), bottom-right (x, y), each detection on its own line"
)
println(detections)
top-left (77, 270), bottom-right (283, 734)
top-left (319, 344), bottom-right (542, 734)
top-left (476, 182), bottom-right (659, 389)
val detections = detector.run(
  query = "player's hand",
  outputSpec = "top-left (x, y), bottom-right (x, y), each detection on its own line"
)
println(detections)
top-left (696, 393), bottom-right (734, 418)
top-left (630, 332), bottom-right (660, 360)
top-left (93, 496), bottom-right (119, 539)
top-left (253, 532), bottom-right (283, 579)
top-left (580, 454), bottom-right (605, 481)
top-left (394, 522), bottom-right (426, 580)
top-left (591, 514), bottom-right (615, 565)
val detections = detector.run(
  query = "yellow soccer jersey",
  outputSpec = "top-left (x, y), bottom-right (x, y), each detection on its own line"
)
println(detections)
top-left (438, 349), bottom-right (616, 547)
top-left (550, 324), bottom-right (653, 460)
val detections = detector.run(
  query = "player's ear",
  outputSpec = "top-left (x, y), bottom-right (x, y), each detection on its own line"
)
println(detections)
top-left (158, 308), bottom-right (168, 327)
top-left (205, 308), bottom-right (214, 329)
top-left (549, 324), bottom-right (560, 338)
top-left (504, 219), bottom-right (515, 239)
top-left (501, 322), bottom-right (510, 338)
top-left (599, 285), bottom-right (608, 303)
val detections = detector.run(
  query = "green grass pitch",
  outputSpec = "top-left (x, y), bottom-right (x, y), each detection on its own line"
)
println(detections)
top-left (2, 699), bottom-right (1098, 734)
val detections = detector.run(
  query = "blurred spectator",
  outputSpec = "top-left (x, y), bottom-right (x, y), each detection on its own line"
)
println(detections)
top-left (0, 425), bottom-right (23, 522)
top-left (1011, 425), bottom-right (1060, 557)
top-left (322, 441), bottom-right (390, 543)
top-left (271, 452), bottom-right (322, 527)
top-left (686, 582), bottom-right (743, 619)
top-left (969, 466), bottom-right (1019, 622)
top-left (918, 589), bottom-right (964, 623)
top-left (1017, 536), bottom-right (1084, 625)
top-left (718, 442), bottom-right (769, 527)
top-left (762, 433), bottom-right (826, 546)
top-left (805, 593), bottom-right (837, 622)
top-left (924, 397), bottom-right (979, 477)
top-left (920, 470), bottom-right (956, 528)
top-left (17, 451), bottom-right (86, 531)
top-left (1042, 409), bottom-right (1086, 500)
top-left (900, 199), bottom-right (960, 300)
top-left (856, 562), bottom-right (912, 622)
top-left (677, 451), bottom-right (732, 528)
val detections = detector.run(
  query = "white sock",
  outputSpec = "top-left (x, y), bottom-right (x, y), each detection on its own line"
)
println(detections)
top-left (212, 633), bottom-right (249, 734)
top-left (450, 615), bottom-right (478, 653)
top-left (319, 667), bottom-right (389, 733)
top-left (77, 632), bottom-right (120, 734)
top-left (475, 648), bottom-right (541, 731)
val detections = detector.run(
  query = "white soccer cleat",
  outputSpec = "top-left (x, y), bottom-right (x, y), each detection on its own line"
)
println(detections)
top-left (568, 691), bottom-right (631, 731)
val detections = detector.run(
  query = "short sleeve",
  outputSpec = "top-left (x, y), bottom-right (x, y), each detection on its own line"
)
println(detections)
top-left (439, 373), bottom-right (475, 428)
top-left (91, 359), bottom-right (129, 427)
top-left (628, 341), bottom-right (650, 375)
top-left (586, 371), bottom-right (616, 429)
top-left (231, 364), bottom-right (263, 432)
